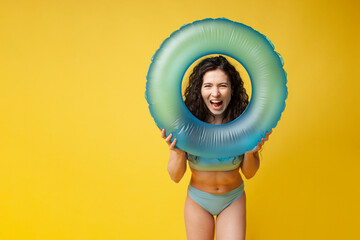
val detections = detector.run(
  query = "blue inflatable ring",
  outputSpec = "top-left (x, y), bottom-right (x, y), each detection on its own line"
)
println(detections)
top-left (145, 18), bottom-right (287, 158)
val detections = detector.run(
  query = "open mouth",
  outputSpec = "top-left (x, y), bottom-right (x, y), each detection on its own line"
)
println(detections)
top-left (210, 100), bottom-right (223, 109)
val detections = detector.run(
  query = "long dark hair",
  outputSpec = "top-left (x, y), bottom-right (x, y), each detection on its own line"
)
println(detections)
top-left (184, 55), bottom-right (249, 123)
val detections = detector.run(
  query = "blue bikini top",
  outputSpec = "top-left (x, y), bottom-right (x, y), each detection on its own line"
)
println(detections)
top-left (186, 153), bottom-right (244, 171)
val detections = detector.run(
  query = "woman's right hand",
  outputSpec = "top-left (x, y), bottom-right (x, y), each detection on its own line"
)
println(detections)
top-left (161, 129), bottom-right (185, 155)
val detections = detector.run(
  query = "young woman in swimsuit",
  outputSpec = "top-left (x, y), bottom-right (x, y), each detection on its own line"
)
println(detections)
top-left (161, 56), bottom-right (270, 240)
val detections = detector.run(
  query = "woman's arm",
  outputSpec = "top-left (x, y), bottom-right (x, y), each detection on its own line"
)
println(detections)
top-left (167, 149), bottom-right (187, 183)
top-left (240, 131), bottom-right (271, 179)
top-left (161, 129), bottom-right (187, 183)
top-left (241, 150), bottom-right (260, 179)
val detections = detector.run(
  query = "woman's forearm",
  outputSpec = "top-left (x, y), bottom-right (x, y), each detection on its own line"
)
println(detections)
top-left (167, 150), bottom-right (187, 183)
top-left (241, 151), bottom-right (260, 179)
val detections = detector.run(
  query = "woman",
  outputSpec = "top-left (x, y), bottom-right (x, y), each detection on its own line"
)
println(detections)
top-left (161, 56), bottom-right (270, 240)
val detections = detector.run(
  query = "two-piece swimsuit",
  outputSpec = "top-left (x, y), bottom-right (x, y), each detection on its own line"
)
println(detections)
top-left (186, 153), bottom-right (245, 216)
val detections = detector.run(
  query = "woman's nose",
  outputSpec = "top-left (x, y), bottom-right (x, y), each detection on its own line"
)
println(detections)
top-left (211, 88), bottom-right (220, 97)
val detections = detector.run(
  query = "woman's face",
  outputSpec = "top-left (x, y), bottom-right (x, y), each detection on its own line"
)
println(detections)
top-left (201, 69), bottom-right (232, 120)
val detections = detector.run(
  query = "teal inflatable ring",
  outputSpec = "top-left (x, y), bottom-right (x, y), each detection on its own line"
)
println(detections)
top-left (146, 18), bottom-right (287, 158)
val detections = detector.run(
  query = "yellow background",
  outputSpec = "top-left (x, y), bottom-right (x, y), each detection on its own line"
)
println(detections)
top-left (1, 0), bottom-right (359, 239)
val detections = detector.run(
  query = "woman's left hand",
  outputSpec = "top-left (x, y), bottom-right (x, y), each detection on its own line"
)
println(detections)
top-left (249, 131), bottom-right (272, 153)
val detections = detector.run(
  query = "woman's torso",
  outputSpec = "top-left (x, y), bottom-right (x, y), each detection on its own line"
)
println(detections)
top-left (187, 154), bottom-right (244, 194)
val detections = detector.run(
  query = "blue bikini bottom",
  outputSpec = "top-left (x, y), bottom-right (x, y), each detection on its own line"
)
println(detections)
top-left (188, 182), bottom-right (244, 216)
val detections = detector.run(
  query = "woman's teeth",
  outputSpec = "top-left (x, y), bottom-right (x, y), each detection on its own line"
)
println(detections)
top-left (210, 100), bottom-right (223, 108)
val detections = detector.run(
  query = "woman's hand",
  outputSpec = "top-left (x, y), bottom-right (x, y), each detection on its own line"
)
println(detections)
top-left (161, 129), bottom-right (185, 155)
top-left (248, 131), bottom-right (272, 153)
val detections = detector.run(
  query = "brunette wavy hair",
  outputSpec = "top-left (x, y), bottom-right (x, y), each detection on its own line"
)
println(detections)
top-left (184, 55), bottom-right (249, 123)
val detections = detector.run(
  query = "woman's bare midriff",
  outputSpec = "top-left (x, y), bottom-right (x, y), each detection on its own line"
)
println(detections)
top-left (189, 167), bottom-right (243, 194)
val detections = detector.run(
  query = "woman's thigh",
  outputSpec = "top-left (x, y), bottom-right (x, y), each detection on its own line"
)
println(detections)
top-left (215, 192), bottom-right (246, 240)
top-left (184, 194), bottom-right (215, 240)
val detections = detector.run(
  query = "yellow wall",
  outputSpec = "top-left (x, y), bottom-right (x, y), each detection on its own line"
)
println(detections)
top-left (1, 0), bottom-right (359, 239)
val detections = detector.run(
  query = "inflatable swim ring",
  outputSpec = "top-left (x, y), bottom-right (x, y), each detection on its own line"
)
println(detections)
top-left (145, 18), bottom-right (287, 158)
